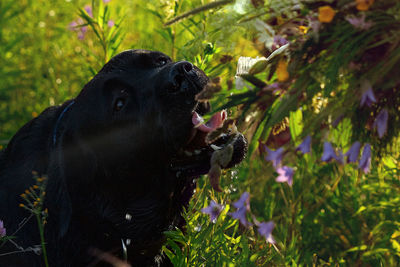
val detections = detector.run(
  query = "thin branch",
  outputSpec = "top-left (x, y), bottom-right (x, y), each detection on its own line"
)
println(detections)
top-left (164, 0), bottom-right (234, 26)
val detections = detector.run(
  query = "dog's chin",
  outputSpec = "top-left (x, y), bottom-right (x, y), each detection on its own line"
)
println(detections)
top-left (169, 111), bottom-right (247, 179)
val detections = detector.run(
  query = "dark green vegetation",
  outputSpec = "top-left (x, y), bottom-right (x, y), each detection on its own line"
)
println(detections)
top-left (1, 0), bottom-right (399, 266)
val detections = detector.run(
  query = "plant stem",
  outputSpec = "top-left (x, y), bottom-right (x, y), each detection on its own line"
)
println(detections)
top-left (36, 213), bottom-right (49, 267)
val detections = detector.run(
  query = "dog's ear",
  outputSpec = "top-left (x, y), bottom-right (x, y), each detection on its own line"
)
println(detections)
top-left (46, 146), bottom-right (73, 238)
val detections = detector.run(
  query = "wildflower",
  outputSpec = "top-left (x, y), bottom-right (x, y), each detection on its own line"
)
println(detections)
top-left (201, 200), bottom-right (223, 222)
top-left (360, 80), bottom-right (376, 107)
top-left (230, 192), bottom-right (251, 227)
top-left (103, 0), bottom-right (111, 3)
top-left (321, 142), bottom-right (337, 162)
top-left (297, 135), bottom-right (311, 154)
top-left (358, 143), bottom-right (371, 173)
top-left (0, 220), bottom-right (6, 237)
top-left (356, 0), bottom-right (374, 11)
top-left (265, 147), bottom-right (285, 168)
top-left (345, 141), bottom-right (361, 163)
top-left (318, 6), bottom-right (336, 23)
top-left (346, 13), bottom-right (373, 30)
top-left (107, 20), bottom-right (114, 28)
top-left (271, 35), bottom-right (288, 51)
top-left (276, 59), bottom-right (289, 82)
top-left (298, 26), bottom-right (308, 34)
top-left (373, 109), bottom-right (388, 138)
top-left (258, 221), bottom-right (276, 244)
top-left (275, 166), bottom-right (294, 187)
top-left (84, 5), bottom-right (93, 17)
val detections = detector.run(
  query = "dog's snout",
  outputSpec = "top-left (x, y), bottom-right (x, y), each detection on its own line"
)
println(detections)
top-left (168, 61), bottom-right (199, 94)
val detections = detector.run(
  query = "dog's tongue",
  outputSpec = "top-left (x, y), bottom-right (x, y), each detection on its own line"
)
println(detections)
top-left (192, 110), bottom-right (227, 133)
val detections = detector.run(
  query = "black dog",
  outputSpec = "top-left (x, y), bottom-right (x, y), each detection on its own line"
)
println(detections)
top-left (0, 49), bottom-right (247, 266)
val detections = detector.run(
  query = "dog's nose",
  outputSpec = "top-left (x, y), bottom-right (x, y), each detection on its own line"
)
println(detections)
top-left (169, 61), bottom-right (198, 94)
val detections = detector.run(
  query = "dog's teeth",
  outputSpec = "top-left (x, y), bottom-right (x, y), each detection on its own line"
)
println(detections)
top-left (125, 213), bottom-right (132, 221)
top-left (184, 150), bottom-right (193, 156)
top-left (211, 144), bottom-right (222, 151)
top-left (194, 149), bottom-right (201, 155)
top-left (126, 239), bottom-right (131, 245)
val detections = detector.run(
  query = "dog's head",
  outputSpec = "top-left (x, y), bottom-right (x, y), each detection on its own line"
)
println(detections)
top-left (65, 49), bottom-right (246, 185)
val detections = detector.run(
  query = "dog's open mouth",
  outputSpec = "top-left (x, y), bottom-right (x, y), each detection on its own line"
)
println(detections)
top-left (170, 108), bottom-right (247, 191)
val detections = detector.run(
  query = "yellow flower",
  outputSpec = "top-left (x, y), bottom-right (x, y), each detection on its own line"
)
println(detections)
top-left (20, 193), bottom-right (26, 198)
top-left (318, 6), bottom-right (336, 23)
top-left (19, 204), bottom-right (25, 208)
top-left (33, 185), bottom-right (39, 189)
top-left (277, 59), bottom-right (289, 82)
top-left (299, 26), bottom-right (308, 34)
top-left (356, 0), bottom-right (374, 11)
top-left (32, 111), bottom-right (38, 118)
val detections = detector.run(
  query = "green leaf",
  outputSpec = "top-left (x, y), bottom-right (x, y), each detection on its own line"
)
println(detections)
top-left (289, 108), bottom-right (303, 143)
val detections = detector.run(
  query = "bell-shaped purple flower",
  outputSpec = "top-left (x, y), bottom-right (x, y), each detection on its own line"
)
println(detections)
top-left (360, 88), bottom-right (376, 107)
top-left (360, 80), bottom-right (376, 107)
top-left (201, 200), bottom-right (223, 222)
top-left (230, 192), bottom-right (251, 227)
top-left (297, 135), bottom-right (311, 154)
top-left (232, 192), bottom-right (250, 210)
top-left (84, 5), bottom-right (93, 17)
top-left (373, 109), bottom-right (388, 138)
top-left (275, 166), bottom-right (294, 187)
top-left (0, 220), bottom-right (6, 237)
top-left (345, 141), bottom-right (361, 163)
top-left (358, 144), bottom-right (371, 174)
top-left (265, 147), bottom-right (284, 168)
top-left (258, 221), bottom-right (276, 244)
top-left (321, 142), bottom-right (337, 162)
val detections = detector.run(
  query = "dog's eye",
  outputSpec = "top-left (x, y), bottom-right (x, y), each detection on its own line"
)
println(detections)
top-left (114, 98), bottom-right (125, 112)
top-left (156, 57), bottom-right (168, 67)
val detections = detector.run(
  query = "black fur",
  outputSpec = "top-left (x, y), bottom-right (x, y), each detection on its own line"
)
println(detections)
top-left (0, 50), bottom-right (246, 266)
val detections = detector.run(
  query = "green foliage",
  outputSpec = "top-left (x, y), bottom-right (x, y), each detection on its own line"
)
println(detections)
top-left (1, 0), bottom-right (400, 266)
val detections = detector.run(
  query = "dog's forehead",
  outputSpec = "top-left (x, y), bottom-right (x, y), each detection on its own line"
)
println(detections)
top-left (100, 49), bottom-right (172, 73)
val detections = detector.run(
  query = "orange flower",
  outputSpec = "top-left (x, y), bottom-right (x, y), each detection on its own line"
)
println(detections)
top-left (277, 59), bottom-right (289, 82)
top-left (356, 0), bottom-right (374, 11)
top-left (318, 6), bottom-right (336, 23)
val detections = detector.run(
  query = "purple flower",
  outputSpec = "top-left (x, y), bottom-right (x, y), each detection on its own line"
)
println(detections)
top-left (373, 109), bottom-right (388, 138)
top-left (84, 5), bottom-right (93, 17)
top-left (275, 166), bottom-right (294, 187)
top-left (233, 192), bottom-right (250, 210)
top-left (103, 0), bottom-right (111, 3)
top-left (0, 220), bottom-right (6, 237)
top-left (201, 200), bottom-right (223, 222)
top-left (230, 192), bottom-right (251, 227)
top-left (321, 142), bottom-right (337, 162)
top-left (345, 141), bottom-right (361, 163)
top-left (107, 20), bottom-right (115, 28)
top-left (346, 13), bottom-right (373, 30)
top-left (360, 80), bottom-right (376, 107)
top-left (258, 221), bottom-right (276, 244)
top-left (77, 26), bottom-right (88, 40)
top-left (297, 135), bottom-right (311, 154)
top-left (68, 21), bottom-right (78, 31)
top-left (265, 147), bottom-right (284, 168)
top-left (271, 35), bottom-right (288, 51)
top-left (358, 143), bottom-right (371, 174)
